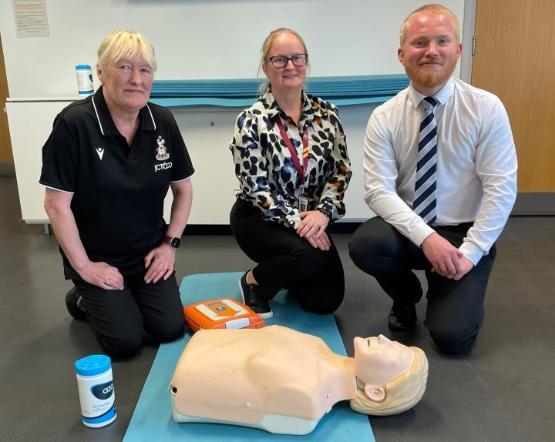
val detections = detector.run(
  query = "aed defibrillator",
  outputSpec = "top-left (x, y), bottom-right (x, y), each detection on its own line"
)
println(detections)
top-left (183, 298), bottom-right (265, 332)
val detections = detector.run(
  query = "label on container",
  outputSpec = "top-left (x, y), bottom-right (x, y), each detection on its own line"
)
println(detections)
top-left (75, 65), bottom-right (93, 95)
top-left (77, 376), bottom-right (114, 417)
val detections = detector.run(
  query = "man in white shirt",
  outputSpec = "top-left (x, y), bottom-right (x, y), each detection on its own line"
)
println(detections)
top-left (349, 4), bottom-right (517, 356)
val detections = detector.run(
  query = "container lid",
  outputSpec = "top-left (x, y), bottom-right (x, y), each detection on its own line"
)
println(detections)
top-left (75, 64), bottom-right (92, 70)
top-left (75, 354), bottom-right (111, 376)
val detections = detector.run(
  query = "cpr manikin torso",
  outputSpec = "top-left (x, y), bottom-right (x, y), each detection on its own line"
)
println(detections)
top-left (170, 325), bottom-right (428, 435)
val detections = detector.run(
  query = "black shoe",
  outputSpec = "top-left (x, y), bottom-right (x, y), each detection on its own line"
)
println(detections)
top-left (238, 272), bottom-right (273, 319)
top-left (65, 287), bottom-right (87, 320)
top-left (388, 301), bottom-right (417, 331)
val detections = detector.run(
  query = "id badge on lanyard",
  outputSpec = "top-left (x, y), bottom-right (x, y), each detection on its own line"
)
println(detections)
top-left (298, 195), bottom-right (309, 212)
top-left (275, 117), bottom-right (310, 212)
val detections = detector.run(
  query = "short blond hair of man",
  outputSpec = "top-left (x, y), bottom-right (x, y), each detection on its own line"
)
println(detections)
top-left (399, 4), bottom-right (461, 45)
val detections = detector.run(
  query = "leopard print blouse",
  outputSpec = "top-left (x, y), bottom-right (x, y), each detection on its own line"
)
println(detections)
top-left (230, 90), bottom-right (352, 229)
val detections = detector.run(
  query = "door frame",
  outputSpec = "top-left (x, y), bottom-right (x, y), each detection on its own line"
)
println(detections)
top-left (460, 0), bottom-right (476, 83)
top-left (0, 32), bottom-right (15, 176)
top-left (460, 0), bottom-right (554, 215)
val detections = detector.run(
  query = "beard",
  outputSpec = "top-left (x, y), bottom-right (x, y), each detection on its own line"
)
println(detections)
top-left (405, 57), bottom-right (458, 92)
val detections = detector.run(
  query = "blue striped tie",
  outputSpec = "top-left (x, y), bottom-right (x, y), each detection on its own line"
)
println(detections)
top-left (414, 96), bottom-right (438, 225)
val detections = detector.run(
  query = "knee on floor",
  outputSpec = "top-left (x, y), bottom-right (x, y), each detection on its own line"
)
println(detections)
top-left (147, 316), bottom-right (185, 344)
top-left (101, 333), bottom-right (143, 359)
top-left (428, 325), bottom-right (477, 356)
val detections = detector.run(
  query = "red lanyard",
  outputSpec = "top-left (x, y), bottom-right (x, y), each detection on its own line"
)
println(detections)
top-left (275, 117), bottom-right (309, 185)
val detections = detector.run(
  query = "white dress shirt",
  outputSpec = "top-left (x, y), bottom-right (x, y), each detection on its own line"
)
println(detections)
top-left (363, 77), bottom-right (517, 265)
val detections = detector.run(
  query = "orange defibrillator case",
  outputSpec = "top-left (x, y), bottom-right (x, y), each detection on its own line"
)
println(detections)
top-left (183, 298), bottom-right (265, 332)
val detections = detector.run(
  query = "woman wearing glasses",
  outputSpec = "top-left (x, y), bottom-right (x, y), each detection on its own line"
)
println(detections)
top-left (229, 28), bottom-right (351, 318)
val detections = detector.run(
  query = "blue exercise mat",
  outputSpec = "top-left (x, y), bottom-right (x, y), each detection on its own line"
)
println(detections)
top-left (123, 272), bottom-right (374, 442)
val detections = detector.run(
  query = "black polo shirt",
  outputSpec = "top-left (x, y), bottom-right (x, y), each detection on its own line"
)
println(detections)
top-left (40, 87), bottom-right (194, 278)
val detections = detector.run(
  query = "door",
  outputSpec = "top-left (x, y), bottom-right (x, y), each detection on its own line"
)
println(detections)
top-left (471, 0), bottom-right (555, 192)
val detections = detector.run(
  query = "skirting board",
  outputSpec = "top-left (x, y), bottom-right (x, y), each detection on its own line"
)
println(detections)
top-left (33, 192), bottom-right (555, 235)
top-left (512, 193), bottom-right (555, 216)
top-left (0, 161), bottom-right (15, 177)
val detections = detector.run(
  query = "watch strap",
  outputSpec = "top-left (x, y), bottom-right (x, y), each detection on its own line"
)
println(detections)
top-left (163, 235), bottom-right (181, 248)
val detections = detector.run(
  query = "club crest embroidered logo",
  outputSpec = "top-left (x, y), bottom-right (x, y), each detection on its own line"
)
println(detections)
top-left (96, 147), bottom-right (104, 160)
top-left (155, 136), bottom-right (170, 161)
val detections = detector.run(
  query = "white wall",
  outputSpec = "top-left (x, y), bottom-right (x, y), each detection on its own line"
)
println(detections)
top-left (6, 99), bottom-right (373, 224)
top-left (1, 0), bottom-right (464, 97)
top-left (3, 0), bottom-right (466, 224)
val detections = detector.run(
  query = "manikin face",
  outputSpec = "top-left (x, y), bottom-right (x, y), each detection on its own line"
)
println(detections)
top-left (262, 32), bottom-right (307, 96)
top-left (398, 11), bottom-right (462, 96)
top-left (97, 53), bottom-right (154, 115)
top-left (354, 335), bottom-right (414, 401)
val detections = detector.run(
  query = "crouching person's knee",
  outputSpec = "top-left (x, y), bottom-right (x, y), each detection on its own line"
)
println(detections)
top-left (349, 218), bottom-right (399, 275)
top-left (348, 235), bottom-right (383, 274)
top-left (98, 331), bottom-right (143, 359)
top-left (148, 314), bottom-right (185, 344)
top-left (428, 325), bottom-right (478, 357)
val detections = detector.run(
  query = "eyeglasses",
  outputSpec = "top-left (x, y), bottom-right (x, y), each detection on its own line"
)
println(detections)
top-left (265, 53), bottom-right (308, 69)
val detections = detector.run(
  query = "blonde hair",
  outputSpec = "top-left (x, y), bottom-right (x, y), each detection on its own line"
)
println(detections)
top-left (350, 347), bottom-right (429, 416)
top-left (97, 30), bottom-right (157, 72)
top-left (259, 28), bottom-right (308, 93)
top-left (399, 4), bottom-right (461, 45)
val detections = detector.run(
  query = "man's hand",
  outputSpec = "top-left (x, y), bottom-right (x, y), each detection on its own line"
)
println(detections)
top-left (454, 255), bottom-right (474, 280)
top-left (421, 232), bottom-right (473, 279)
top-left (77, 261), bottom-right (124, 290)
top-left (144, 243), bottom-right (176, 283)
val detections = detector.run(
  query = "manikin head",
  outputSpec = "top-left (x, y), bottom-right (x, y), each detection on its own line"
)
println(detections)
top-left (351, 335), bottom-right (428, 415)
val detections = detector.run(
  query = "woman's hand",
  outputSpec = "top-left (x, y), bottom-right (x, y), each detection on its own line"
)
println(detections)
top-left (297, 210), bottom-right (331, 251)
top-left (78, 261), bottom-right (124, 290)
top-left (44, 188), bottom-right (124, 290)
top-left (297, 210), bottom-right (329, 239)
top-left (305, 230), bottom-right (331, 251)
top-left (144, 243), bottom-right (176, 283)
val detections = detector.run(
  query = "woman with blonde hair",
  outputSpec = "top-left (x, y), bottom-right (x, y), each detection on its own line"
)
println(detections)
top-left (40, 30), bottom-right (194, 358)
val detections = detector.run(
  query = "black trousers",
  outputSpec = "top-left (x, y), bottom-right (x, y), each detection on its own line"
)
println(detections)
top-left (349, 217), bottom-right (497, 356)
top-left (230, 199), bottom-right (344, 314)
top-left (73, 271), bottom-right (185, 358)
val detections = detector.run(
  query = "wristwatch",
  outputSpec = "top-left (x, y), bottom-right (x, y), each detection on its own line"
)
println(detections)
top-left (163, 235), bottom-right (181, 249)
top-left (316, 207), bottom-right (331, 219)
